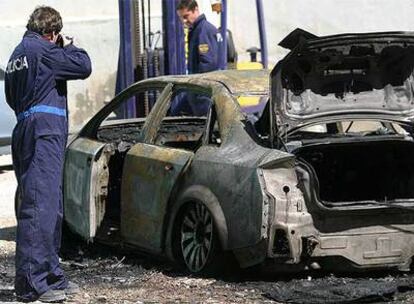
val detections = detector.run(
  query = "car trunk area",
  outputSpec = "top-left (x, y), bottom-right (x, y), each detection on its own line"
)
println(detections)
top-left (293, 138), bottom-right (414, 204)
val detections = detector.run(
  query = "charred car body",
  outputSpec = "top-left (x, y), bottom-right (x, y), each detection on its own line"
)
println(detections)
top-left (65, 30), bottom-right (414, 273)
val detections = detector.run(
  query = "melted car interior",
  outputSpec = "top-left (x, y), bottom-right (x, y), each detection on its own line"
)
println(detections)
top-left (283, 121), bottom-right (414, 207)
top-left (247, 101), bottom-right (414, 207)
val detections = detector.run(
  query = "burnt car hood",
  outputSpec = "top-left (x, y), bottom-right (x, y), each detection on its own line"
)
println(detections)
top-left (272, 29), bottom-right (414, 134)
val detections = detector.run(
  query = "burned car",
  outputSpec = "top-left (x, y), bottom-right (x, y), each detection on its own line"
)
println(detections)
top-left (65, 30), bottom-right (414, 273)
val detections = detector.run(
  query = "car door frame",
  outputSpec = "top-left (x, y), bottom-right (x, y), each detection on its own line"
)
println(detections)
top-left (64, 81), bottom-right (173, 240)
top-left (120, 82), bottom-right (213, 253)
top-left (79, 80), bottom-right (169, 139)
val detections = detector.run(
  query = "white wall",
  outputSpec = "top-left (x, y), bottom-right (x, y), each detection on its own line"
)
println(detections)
top-left (226, 0), bottom-right (414, 65)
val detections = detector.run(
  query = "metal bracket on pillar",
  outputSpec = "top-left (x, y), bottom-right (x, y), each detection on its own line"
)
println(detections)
top-left (256, 0), bottom-right (268, 69)
top-left (116, 0), bottom-right (136, 118)
top-left (218, 0), bottom-right (228, 70)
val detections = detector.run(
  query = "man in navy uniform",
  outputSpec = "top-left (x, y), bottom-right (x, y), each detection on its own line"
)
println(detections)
top-left (174, 0), bottom-right (220, 116)
top-left (177, 0), bottom-right (221, 74)
top-left (4, 6), bottom-right (91, 302)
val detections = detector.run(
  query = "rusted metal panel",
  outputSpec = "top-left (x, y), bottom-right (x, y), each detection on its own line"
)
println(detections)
top-left (194, 69), bottom-right (270, 95)
top-left (121, 143), bottom-right (193, 252)
top-left (174, 121), bottom-right (292, 250)
top-left (139, 69), bottom-right (269, 95)
top-left (141, 83), bottom-right (174, 143)
top-left (64, 138), bottom-right (108, 239)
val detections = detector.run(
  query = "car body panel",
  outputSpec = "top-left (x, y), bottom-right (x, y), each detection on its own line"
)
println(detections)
top-left (260, 163), bottom-right (414, 269)
top-left (272, 31), bottom-right (414, 135)
top-left (121, 143), bottom-right (193, 252)
top-left (64, 138), bottom-right (107, 239)
top-left (175, 142), bottom-right (288, 250)
top-left (157, 69), bottom-right (269, 96)
top-left (140, 83), bottom-right (174, 143)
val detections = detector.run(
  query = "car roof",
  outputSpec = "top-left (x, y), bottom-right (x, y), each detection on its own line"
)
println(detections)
top-left (146, 69), bottom-right (270, 96)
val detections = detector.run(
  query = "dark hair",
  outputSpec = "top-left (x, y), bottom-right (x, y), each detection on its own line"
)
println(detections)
top-left (177, 0), bottom-right (198, 11)
top-left (26, 6), bottom-right (63, 35)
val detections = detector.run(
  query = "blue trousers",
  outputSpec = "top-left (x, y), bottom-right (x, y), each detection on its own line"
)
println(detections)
top-left (12, 122), bottom-right (68, 300)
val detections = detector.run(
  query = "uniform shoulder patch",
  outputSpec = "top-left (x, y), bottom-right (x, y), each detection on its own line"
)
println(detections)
top-left (198, 44), bottom-right (209, 54)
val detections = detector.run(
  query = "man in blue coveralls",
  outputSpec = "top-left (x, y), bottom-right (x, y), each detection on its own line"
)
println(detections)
top-left (4, 6), bottom-right (91, 303)
top-left (177, 0), bottom-right (220, 74)
top-left (173, 0), bottom-right (221, 116)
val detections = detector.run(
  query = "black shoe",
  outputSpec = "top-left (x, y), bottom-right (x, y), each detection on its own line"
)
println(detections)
top-left (38, 289), bottom-right (66, 303)
top-left (65, 281), bottom-right (80, 296)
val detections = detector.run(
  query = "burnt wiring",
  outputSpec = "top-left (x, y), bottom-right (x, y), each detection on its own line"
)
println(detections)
top-left (276, 134), bottom-right (289, 152)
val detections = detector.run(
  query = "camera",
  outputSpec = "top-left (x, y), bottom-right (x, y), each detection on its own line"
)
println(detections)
top-left (55, 34), bottom-right (73, 47)
top-left (55, 34), bottom-right (64, 47)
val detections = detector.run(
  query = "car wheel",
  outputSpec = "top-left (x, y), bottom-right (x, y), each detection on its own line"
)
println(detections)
top-left (179, 201), bottom-right (220, 273)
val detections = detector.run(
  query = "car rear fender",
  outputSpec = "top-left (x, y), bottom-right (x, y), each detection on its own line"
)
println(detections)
top-left (165, 185), bottom-right (229, 261)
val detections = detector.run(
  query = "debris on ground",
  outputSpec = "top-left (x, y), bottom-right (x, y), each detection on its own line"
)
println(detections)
top-left (263, 275), bottom-right (414, 304)
top-left (2, 218), bottom-right (414, 303)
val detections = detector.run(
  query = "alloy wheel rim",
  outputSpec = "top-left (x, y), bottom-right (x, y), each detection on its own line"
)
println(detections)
top-left (180, 202), bottom-right (213, 272)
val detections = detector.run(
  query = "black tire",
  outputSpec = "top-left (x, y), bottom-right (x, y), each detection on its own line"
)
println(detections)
top-left (177, 201), bottom-right (221, 274)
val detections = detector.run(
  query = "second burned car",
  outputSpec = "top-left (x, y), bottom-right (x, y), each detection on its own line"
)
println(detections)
top-left (65, 30), bottom-right (414, 273)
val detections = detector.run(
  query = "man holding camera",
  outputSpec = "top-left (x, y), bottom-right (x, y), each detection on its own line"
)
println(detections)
top-left (4, 6), bottom-right (91, 303)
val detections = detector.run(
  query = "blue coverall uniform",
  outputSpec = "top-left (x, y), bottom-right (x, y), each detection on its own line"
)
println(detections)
top-left (171, 14), bottom-right (220, 116)
top-left (188, 14), bottom-right (220, 74)
top-left (4, 30), bottom-right (91, 301)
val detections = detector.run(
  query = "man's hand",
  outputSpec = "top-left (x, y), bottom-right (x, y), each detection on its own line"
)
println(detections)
top-left (56, 34), bottom-right (74, 47)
